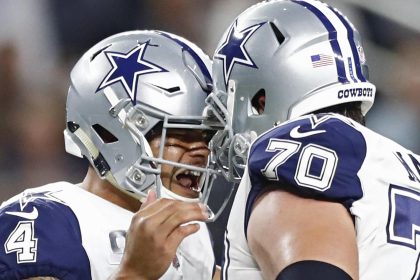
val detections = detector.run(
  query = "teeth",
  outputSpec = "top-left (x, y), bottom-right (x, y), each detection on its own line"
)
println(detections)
top-left (182, 170), bottom-right (201, 177)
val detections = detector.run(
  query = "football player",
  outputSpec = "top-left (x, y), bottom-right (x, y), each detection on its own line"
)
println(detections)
top-left (0, 30), bottom-right (219, 279)
top-left (206, 0), bottom-right (420, 279)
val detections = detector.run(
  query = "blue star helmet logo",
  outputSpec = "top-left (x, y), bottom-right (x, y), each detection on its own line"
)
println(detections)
top-left (97, 42), bottom-right (168, 103)
top-left (215, 20), bottom-right (265, 88)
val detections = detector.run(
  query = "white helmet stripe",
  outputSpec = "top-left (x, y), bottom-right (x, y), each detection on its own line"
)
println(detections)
top-left (329, 6), bottom-right (367, 82)
top-left (309, 0), bottom-right (360, 83)
top-left (292, 0), bottom-right (361, 84)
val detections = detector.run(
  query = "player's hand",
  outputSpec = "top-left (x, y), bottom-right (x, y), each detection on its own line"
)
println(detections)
top-left (140, 189), bottom-right (158, 210)
top-left (110, 191), bottom-right (210, 280)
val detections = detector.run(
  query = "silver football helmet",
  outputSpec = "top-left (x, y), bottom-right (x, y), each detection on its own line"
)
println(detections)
top-left (206, 0), bottom-right (376, 182)
top-left (64, 30), bottom-right (225, 219)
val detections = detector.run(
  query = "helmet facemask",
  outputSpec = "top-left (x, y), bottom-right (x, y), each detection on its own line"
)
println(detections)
top-left (204, 81), bottom-right (259, 183)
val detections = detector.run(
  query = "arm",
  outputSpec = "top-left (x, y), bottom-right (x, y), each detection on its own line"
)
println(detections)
top-left (212, 265), bottom-right (221, 280)
top-left (110, 191), bottom-right (209, 280)
top-left (247, 189), bottom-right (358, 280)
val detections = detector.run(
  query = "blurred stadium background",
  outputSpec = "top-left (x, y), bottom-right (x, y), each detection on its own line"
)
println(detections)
top-left (1, 0), bottom-right (419, 264)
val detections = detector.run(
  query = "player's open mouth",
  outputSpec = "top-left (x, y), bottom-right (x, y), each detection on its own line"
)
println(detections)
top-left (175, 169), bottom-right (203, 193)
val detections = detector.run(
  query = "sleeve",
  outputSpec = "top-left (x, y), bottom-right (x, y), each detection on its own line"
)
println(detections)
top-left (0, 197), bottom-right (91, 280)
top-left (246, 114), bottom-right (367, 220)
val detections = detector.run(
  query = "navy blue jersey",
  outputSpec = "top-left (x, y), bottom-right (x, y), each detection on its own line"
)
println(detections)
top-left (223, 113), bottom-right (420, 279)
top-left (246, 113), bottom-right (366, 224)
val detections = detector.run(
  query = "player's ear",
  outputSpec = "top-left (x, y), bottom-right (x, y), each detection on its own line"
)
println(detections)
top-left (251, 89), bottom-right (266, 114)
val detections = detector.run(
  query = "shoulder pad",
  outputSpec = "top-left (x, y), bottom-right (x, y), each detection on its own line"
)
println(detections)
top-left (248, 114), bottom-right (366, 204)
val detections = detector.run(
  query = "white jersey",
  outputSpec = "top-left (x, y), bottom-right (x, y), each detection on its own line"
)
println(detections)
top-left (0, 182), bottom-right (215, 280)
top-left (223, 113), bottom-right (420, 280)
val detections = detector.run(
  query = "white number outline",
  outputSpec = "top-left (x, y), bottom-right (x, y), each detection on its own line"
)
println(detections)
top-left (261, 139), bottom-right (301, 180)
top-left (388, 186), bottom-right (420, 249)
top-left (261, 139), bottom-right (338, 191)
top-left (4, 220), bottom-right (38, 263)
top-left (387, 184), bottom-right (420, 279)
top-left (295, 144), bottom-right (338, 191)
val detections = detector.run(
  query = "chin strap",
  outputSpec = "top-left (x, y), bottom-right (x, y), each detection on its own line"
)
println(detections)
top-left (66, 123), bottom-right (119, 186)
top-left (68, 124), bottom-right (149, 203)
top-left (159, 184), bottom-right (201, 203)
top-left (160, 186), bottom-right (215, 221)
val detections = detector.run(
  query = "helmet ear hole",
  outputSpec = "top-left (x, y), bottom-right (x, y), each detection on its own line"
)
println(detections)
top-left (92, 124), bottom-right (119, 143)
top-left (251, 89), bottom-right (266, 114)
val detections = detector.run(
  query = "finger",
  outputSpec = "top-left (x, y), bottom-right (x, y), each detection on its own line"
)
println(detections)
top-left (147, 200), bottom-right (207, 225)
top-left (159, 202), bottom-right (208, 235)
top-left (129, 198), bottom-right (176, 236)
top-left (136, 197), bottom-right (175, 217)
top-left (166, 223), bottom-right (201, 252)
top-left (140, 190), bottom-right (158, 210)
top-left (131, 200), bottom-right (208, 243)
top-left (139, 201), bottom-right (208, 238)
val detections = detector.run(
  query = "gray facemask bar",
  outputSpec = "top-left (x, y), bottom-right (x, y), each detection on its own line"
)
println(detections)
top-left (107, 90), bottom-right (233, 221)
top-left (139, 110), bottom-right (235, 222)
top-left (204, 90), bottom-right (245, 183)
top-left (198, 91), bottom-right (238, 221)
top-left (209, 130), bottom-right (252, 185)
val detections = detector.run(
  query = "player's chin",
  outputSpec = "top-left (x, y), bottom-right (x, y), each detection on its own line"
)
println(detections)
top-left (170, 184), bottom-right (200, 199)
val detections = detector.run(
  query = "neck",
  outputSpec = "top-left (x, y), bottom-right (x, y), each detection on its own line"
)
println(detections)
top-left (81, 167), bottom-right (141, 213)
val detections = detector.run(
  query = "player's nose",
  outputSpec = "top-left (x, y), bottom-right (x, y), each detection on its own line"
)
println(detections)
top-left (185, 140), bottom-right (210, 162)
